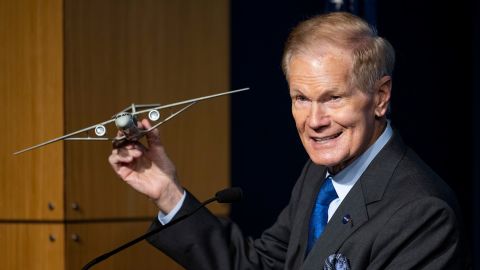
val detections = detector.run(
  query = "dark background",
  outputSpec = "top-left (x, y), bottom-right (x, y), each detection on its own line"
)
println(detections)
top-left (229, 0), bottom-right (479, 267)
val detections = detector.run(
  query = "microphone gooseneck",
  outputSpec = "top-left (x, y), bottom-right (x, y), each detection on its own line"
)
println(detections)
top-left (81, 187), bottom-right (242, 270)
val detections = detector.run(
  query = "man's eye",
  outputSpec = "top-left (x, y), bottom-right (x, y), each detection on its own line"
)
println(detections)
top-left (330, 95), bottom-right (341, 101)
top-left (295, 95), bottom-right (308, 102)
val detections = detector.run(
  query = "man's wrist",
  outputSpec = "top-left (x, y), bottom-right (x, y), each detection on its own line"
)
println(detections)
top-left (154, 183), bottom-right (185, 213)
top-left (158, 190), bottom-right (187, 225)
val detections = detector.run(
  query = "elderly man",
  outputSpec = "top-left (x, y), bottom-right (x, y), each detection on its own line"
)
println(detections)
top-left (109, 12), bottom-right (466, 269)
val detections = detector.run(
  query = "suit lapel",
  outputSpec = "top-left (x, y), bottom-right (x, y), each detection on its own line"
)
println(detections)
top-left (301, 182), bottom-right (368, 269)
top-left (299, 133), bottom-right (406, 269)
top-left (289, 164), bottom-right (327, 270)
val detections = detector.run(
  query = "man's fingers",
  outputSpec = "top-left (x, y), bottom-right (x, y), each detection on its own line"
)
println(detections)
top-left (141, 118), bottom-right (163, 149)
top-left (109, 146), bottom-right (144, 168)
top-left (140, 118), bottom-right (150, 129)
top-left (109, 152), bottom-right (133, 164)
top-left (109, 153), bottom-right (133, 174)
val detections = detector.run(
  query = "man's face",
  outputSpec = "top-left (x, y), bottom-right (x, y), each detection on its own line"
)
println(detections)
top-left (287, 48), bottom-right (387, 172)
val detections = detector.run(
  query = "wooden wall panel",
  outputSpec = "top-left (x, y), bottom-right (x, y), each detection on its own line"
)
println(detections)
top-left (0, 224), bottom-right (65, 270)
top-left (0, 0), bottom-right (64, 220)
top-left (64, 0), bottom-right (231, 220)
top-left (66, 221), bottom-right (183, 270)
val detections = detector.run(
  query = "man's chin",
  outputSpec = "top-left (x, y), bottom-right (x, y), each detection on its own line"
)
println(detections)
top-left (308, 155), bottom-right (342, 167)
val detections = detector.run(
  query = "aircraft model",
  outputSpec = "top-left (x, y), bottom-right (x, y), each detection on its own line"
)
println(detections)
top-left (14, 87), bottom-right (250, 155)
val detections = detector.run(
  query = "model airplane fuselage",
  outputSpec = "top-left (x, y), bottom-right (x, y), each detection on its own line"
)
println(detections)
top-left (14, 87), bottom-right (250, 155)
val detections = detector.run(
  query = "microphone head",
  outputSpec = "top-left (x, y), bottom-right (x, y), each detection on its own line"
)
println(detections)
top-left (215, 187), bottom-right (243, 203)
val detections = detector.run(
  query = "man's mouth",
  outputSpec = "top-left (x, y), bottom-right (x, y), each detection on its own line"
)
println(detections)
top-left (311, 132), bottom-right (342, 142)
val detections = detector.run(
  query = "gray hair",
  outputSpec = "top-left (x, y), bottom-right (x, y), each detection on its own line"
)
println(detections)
top-left (282, 12), bottom-right (395, 93)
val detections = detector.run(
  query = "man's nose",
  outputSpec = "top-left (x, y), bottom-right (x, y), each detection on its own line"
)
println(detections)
top-left (307, 102), bottom-right (330, 130)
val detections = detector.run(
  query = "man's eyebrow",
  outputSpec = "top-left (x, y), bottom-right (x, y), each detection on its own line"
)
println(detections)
top-left (288, 88), bottom-right (302, 93)
top-left (323, 87), bottom-right (342, 94)
top-left (320, 87), bottom-right (350, 97)
top-left (289, 89), bottom-right (304, 95)
top-left (289, 87), bottom-right (346, 98)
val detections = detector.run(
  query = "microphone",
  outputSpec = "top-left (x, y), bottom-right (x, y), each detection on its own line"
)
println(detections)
top-left (215, 187), bottom-right (242, 203)
top-left (82, 187), bottom-right (242, 270)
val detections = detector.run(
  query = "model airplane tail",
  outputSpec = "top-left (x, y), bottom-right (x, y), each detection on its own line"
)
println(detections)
top-left (14, 87), bottom-right (250, 155)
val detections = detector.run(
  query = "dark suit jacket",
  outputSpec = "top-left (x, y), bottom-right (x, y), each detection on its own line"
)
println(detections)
top-left (147, 133), bottom-right (467, 269)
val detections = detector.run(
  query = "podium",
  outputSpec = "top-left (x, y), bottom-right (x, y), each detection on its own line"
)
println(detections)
top-left (0, 0), bottom-right (230, 269)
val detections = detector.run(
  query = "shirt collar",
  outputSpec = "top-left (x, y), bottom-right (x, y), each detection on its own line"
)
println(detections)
top-left (326, 121), bottom-right (393, 201)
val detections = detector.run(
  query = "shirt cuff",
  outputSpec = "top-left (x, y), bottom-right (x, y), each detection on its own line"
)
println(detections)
top-left (157, 190), bottom-right (187, 225)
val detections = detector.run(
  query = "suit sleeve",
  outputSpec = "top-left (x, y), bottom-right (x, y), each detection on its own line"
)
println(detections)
top-left (146, 161), bottom-right (312, 270)
top-left (368, 196), bottom-right (466, 270)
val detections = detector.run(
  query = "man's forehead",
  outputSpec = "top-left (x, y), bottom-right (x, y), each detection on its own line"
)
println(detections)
top-left (287, 51), bottom-right (352, 78)
top-left (287, 46), bottom-right (352, 73)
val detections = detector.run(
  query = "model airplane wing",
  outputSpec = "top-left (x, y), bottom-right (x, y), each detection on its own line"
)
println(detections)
top-left (14, 87), bottom-right (249, 155)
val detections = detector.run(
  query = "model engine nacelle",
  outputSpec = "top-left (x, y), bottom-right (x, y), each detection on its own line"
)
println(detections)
top-left (94, 125), bottom-right (107, 136)
top-left (148, 110), bottom-right (160, 121)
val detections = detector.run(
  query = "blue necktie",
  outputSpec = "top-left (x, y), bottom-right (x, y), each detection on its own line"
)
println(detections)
top-left (307, 176), bottom-right (338, 254)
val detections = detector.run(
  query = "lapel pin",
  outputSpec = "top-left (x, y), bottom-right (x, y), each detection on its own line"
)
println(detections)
top-left (342, 214), bottom-right (353, 227)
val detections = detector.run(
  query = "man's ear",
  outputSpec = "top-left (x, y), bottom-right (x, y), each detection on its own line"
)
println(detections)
top-left (374, 76), bottom-right (392, 117)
